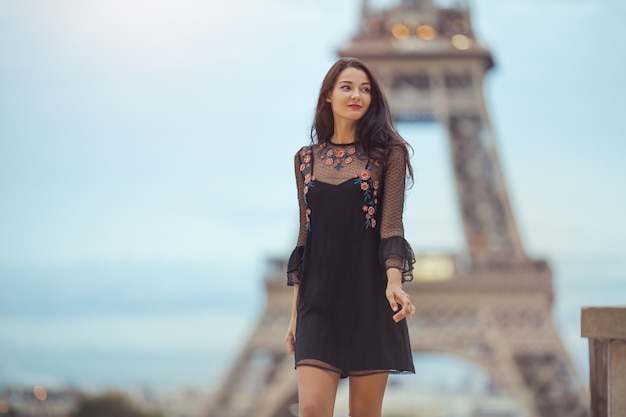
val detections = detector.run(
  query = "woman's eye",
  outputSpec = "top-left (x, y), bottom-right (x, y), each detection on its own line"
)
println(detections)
top-left (341, 86), bottom-right (350, 91)
top-left (361, 87), bottom-right (371, 93)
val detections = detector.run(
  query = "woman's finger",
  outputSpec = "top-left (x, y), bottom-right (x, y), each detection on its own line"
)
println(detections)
top-left (399, 291), bottom-right (410, 304)
top-left (392, 308), bottom-right (405, 322)
top-left (392, 299), bottom-right (416, 322)
top-left (405, 303), bottom-right (415, 320)
top-left (392, 303), bottom-right (408, 322)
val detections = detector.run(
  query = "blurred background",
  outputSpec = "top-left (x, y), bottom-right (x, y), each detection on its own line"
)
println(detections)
top-left (1, 0), bottom-right (625, 416)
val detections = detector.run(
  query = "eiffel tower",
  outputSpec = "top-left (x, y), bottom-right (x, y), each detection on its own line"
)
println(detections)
top-left (205, 1), bottom-right (590, 416)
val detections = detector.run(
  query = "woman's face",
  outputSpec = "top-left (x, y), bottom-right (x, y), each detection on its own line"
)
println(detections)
top-left (325, 67), bottom-right (372, 124)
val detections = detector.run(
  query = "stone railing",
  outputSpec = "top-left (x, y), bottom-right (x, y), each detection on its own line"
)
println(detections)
top-left (581, 306), bottom-right (626, 417)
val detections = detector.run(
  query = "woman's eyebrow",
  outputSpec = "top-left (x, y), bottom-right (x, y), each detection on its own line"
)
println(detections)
top-left (338, 80), bottom-right (371, 85)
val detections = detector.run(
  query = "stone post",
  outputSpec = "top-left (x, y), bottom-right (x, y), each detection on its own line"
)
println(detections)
top-left (581, 306), bottom-right (626, 417)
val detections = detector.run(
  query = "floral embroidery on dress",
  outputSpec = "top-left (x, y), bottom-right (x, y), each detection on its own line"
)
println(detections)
top-left (354, 160), bottom-right (380, 229)
top-left (299, 146), bottom-right (315, 231)
top-left (316, 142), bottom-right (357, 170)
top-left (301, 143), bottom-right (382, 231)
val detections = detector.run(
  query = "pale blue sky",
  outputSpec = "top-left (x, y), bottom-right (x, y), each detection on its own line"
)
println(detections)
top-left (1, 0), bottom-right (625, 389)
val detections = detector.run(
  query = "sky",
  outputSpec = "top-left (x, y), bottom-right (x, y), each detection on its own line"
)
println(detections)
top-left (1, 0), bottom-right (625, 392)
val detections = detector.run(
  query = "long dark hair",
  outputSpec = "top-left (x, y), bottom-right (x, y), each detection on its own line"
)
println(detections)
top-left (310, 57), bottom-right (413, 184)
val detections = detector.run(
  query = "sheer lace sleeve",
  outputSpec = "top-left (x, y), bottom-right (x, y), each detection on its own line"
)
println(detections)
top-left (287, 148), bottom-right (308, 286)
top-left (379, 145), bottom-right (415, 282)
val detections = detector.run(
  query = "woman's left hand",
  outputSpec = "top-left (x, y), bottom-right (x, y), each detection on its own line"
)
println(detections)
top-left (386, 281), bottom-right (416, 323)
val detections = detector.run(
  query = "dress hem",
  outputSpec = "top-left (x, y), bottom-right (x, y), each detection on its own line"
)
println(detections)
top-left (294, 362), bottom-right (415, 379)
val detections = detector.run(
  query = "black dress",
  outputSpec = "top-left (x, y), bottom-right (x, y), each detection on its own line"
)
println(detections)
top-left (287, 141), bottom-right (415, 378)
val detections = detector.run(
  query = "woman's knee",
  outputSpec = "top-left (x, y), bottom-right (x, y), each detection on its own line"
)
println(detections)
top-left (299, 400), bottom-right (332, 417)
top-left (298, 390), bottom-right (335, 417)
top-left (349, 401), bottom-right (383, 417)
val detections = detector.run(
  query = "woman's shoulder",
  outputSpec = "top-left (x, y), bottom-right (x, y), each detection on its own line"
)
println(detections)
top-left (387, 143), bottom-right (407, 156)
top-left (378, 143), bottom-right (406, 164)
top-left (294, 143), bottom-right (318, 158)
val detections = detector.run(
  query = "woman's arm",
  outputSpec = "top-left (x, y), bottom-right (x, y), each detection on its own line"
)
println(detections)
top-left (380, 145), bottom-right (416, 321)
top-left (379, 145), bottom-right (416, 281)
top-left (286, 284), bottom-right (299, 355)
top-left (287, 149), bottom-right (308, 286)
top-left (286, 148), bottom-right (307, 353)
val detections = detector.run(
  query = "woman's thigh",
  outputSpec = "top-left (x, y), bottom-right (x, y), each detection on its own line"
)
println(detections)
top-left (348, 373), bottom-right (389, 417)
top-left (297, 366), bottom-right (340, 417)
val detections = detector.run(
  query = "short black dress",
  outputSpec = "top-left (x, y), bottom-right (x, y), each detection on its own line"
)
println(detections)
top-left (287, 141), bottom-right (415, 378)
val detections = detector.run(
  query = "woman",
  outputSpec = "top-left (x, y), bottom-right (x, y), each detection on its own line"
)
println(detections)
top-left (286, 57), bottom-right (416, 417)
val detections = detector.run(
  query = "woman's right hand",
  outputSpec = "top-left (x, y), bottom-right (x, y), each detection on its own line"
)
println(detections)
top-left (285, 316), bottom-right (297, 355)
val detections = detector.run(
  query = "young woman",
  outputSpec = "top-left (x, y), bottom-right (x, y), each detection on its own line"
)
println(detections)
top-left (286, 57), bottom-right (416, 417)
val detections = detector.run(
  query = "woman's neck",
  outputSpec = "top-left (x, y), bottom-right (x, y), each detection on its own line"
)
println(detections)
top-left (330, 119), bottom-right (357, 144)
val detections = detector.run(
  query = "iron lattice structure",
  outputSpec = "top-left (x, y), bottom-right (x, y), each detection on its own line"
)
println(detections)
top-left (205, 1), bottom-right (590, 416)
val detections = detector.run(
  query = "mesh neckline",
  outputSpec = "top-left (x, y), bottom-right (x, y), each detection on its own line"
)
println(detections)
top-left (327, 140), bottom-right (357, 146)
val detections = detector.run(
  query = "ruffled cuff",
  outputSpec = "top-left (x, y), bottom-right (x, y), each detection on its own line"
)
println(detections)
top-left (379, 236), bottom-right (415, 283)
top-left (287, 246), bottom-right (305, 286)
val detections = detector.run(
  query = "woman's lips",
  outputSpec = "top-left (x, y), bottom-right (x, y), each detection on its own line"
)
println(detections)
top-left (349, 104), bottom-right (362, 109)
